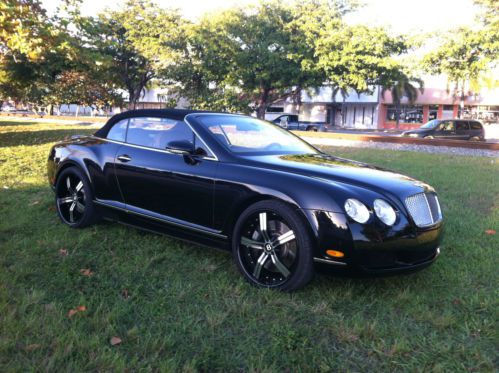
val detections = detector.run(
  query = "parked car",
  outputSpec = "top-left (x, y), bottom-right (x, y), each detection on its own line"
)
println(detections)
top-left (1, 105), bottom-right (15, 112)
top-left (401, 119), bottom-right (485, 141)
top-left (272, 114), bottom-right (326, 131)
top-left (48, 109), bottom-right (443, 291)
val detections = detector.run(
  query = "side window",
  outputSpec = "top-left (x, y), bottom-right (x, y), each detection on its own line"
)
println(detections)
top-left (456, 121), bottom-right (469, 131)
top-left (439, 121), bottom-right (454, 131)
top-left (126, 117), bottom-right (194, 149)
top-left (107, 119), bottom-right (128, 142)
top-left (470, 121), bottom-right (482, 130)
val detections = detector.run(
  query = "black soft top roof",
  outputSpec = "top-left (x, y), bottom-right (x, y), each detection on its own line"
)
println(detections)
top-left (94, 109), bottom-right (212, 138)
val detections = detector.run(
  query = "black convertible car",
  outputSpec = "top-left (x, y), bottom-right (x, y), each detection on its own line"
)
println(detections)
top-left (48, 109), bottom-right (443, 291)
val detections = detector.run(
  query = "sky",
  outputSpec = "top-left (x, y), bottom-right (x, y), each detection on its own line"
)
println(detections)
top-left (42, 0), bottom-right (480, 34)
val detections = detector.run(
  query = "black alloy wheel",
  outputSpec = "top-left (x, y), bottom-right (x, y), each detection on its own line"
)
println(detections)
top-left (233, 200), bottom-right (314, 291)
top-left (55, 167), bottom-right (98, 228)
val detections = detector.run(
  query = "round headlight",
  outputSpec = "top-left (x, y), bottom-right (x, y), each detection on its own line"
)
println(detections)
top-left (373, 199), bottom-right (396, 226)
top-left (344, 199), bottom-right (370, 224)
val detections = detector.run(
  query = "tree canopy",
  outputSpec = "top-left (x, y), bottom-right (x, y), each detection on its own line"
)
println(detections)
top-left (1, 0), bottom-right (496, 116)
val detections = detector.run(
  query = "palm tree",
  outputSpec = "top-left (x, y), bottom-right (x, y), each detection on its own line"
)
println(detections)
top-left (382, 73), bottom-right (424, 128)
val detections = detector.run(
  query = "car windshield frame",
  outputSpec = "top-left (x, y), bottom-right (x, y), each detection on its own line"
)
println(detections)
top-left (420, 119), bottom-right (440, 129)
top-left (195, 114), bottom-right (320, 156)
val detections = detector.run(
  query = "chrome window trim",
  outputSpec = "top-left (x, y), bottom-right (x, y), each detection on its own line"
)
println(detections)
top-left (184, 115), bottom-right (221, 161)
top-left (95, 116), bottom-right (219, 161)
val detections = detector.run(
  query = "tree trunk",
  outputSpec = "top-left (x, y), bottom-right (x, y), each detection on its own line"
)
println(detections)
top-left (459, 83), bottom-right (465, 119)
top-left (395, 102), bottom-right (400, 129)
top-left (256, 88), bottom-right (270, 119)
top-left (129, 88), bottom-right (143, 110)
top-left (128, 89), bottom-right (136, 110)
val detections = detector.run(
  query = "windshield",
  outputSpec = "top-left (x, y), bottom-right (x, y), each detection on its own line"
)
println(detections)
top-left (420, 119), bottom-right (440, 129)
top-left (197, 115), bottom-right (319, 155)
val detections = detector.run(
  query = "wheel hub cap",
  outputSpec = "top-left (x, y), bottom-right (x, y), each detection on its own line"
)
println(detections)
top-left (264, 243), bottom-right (273, 253)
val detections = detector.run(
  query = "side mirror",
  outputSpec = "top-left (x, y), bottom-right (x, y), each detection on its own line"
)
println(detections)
top-left (166, 140), bottom-right (194, 155)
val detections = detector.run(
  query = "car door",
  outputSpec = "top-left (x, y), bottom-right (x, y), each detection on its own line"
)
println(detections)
top-left (113, 116), bottom-right (218, 229)
top-left (469, 121), bottom-right (484, 139)
top-left (287, 115), bottom-right (300, 130)
top-left (455, 121), bottom-right (470, 140)
top-left (90, 118), bottom-right (129, 208)
top-left (433, 120), bottom-right (456, 139)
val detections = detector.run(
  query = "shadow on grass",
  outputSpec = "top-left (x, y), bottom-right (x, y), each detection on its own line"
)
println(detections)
top-left (0, 129), bottom-right (95, 147)
top-left (0, 120), bottom-right (44, 127)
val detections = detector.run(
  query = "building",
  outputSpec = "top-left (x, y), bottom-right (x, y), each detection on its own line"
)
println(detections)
top-left (282, 87), bottom-right (381, 129)
top-left (280, 76), bottom-right (499, 130)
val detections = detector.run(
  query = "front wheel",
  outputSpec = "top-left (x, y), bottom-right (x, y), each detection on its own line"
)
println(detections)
top-left (232, 200), bottom-right (314, 291)
top-left (55, 167), bottom-right (99, 228)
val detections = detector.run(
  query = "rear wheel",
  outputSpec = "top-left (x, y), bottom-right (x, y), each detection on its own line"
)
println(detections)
top-left (306, 126), bottom-right (318, 132)
top-left (232, 200), bottom-right (314, 291)
top-left (55, 167), bottom-right (99, 228)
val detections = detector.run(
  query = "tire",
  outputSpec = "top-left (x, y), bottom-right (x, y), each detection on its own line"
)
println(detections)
top-left (232, 200), bottom-right (314, 291)
top-left (306, 126), bottom-right (318, 132)
top-left (54, 166), bottom-right (100, 228)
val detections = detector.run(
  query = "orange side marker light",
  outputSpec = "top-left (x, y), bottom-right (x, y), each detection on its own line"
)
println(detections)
top-left (326, 250), bottom-right (345, 258)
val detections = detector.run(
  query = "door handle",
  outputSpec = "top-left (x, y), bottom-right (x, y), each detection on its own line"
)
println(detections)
top-left (117, 154), bottom-right (132, 162)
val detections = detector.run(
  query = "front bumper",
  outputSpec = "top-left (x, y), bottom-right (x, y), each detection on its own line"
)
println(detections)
top-left (302, 209), bottom-right (443, 275)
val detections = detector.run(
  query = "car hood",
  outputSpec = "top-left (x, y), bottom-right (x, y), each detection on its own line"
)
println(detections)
top-left (241, 153), bottom-right (433, 199)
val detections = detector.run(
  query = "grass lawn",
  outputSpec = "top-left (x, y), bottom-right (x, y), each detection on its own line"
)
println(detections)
top-left (0, 119), bottom-right (498, 371)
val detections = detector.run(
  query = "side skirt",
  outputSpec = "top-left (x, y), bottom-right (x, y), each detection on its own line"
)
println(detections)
top-left (95, 200), bottom-right (230, 251)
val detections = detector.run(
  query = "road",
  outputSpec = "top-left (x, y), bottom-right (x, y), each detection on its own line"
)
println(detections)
top-left (325, 124), bottom-right (499, 143)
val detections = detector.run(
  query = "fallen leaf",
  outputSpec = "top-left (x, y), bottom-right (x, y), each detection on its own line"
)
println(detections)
top-left (58, 249), bottom-right (68, 256)
top-left (121, 289), bottom-right (129, 299)
top-left (25, 344), bottom-right (41, 351)
top-left (68, 309), bottom-right (78, 317)
top-left (80, 268), bottom-right (94, 277)
top-left (485, 229), bottom-right (496, 235)
top-left (110, 336), bottom-right (122, 346)
top-left (30, 200), bottom-right (40, 206)
top-left (68, 305), bottom-right (86, 317)
top-left (47, 206), bottom-right (56, 212)
top-left (452, 298), bottom-right (462, 305)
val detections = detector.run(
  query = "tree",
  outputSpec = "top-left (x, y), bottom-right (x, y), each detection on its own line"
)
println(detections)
top-left (381, 72), bottom-right (424, 128)
top-left (0, 0), bottom-right (82, 109)
top-left (76, 0), bottom-right (187, 109)
top-left (0, 0), bottom-right (50, 105)
top-left (51, 70), bottom-right (123, 116)
top-left (0, 0), bottom-right (51, 62)
top-left (422, 1), bottom-right (498, 113)
top-left (179, 0), bottom-right (324, 118)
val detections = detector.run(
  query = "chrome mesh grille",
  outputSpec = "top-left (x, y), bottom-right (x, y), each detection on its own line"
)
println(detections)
top-left (405, 193), bottom-right (442, 227)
